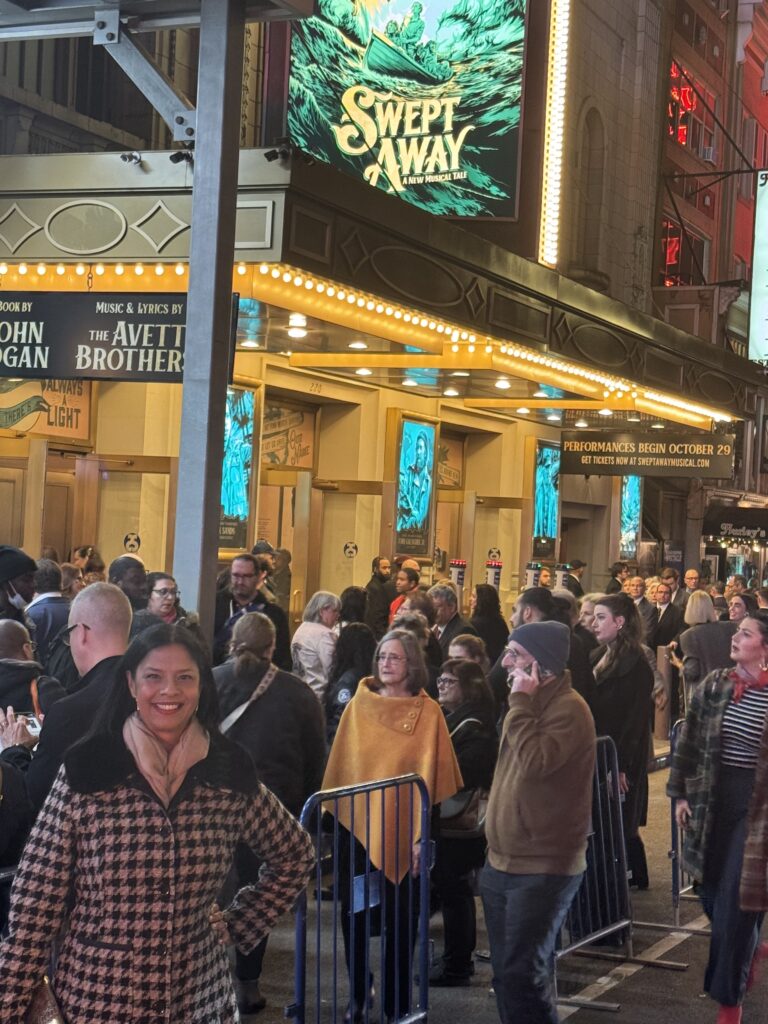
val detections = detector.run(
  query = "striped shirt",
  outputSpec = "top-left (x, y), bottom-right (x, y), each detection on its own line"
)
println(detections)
top-left (721, 688), bottom-right (768, 768)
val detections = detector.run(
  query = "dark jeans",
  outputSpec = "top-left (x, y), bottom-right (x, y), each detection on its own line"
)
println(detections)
top-left (700, 765), bottom-right (765, 1006)
top-left (432, 835), bottom-right (484, 975)
top-left (339, 828), bottom-right (419, 1020)
top-left (480, 864), bottom-right (582, 1024)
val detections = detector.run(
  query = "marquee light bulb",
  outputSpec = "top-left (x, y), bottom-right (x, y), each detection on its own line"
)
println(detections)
top-left (134, 263), bottom-right (144, 276)
top-left (18, 263), bottom-right (28, 275)
top-left (36, 263), bottom-right (46, 275)
top-left (56, 263), bottom-right (65, 276)
top-left (94, 263), bottom-right (105, 276)
top-left (75, 263), bottom-right (85, 276)
top-left (115, 263), bottom-right (125, 275)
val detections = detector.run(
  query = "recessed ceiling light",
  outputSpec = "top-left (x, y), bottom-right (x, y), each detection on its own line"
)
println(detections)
top-left (288, 313), bottom-right (306, 327)
top-left (574, 418), bottom-right (588, 428)
top-left (287, 327), bottom-right (307, 339)
top-left (403, 378), bottom-right (419, 387)
top-left (443, 387), bottom-right (460, 397)
top-left (349, 341), bottom-right (368, 350)
top-left (495, 378), bottom-right (511, 390)
top-left (451, 371), bottom-right (470, 377)
top-left (355, 368), bottom-right (373, 376)
top-left (516, 406), bottom-right (530, 415)
top-left (651, 421), bottom-right (665, 429)
top-left (534, 389), bottom-right (548, 398)
top-left (598, 408), bottom-right (613, 417)
top-left (240, 339), bottom-right (259, 349)
top-left (547, 413), bottom-right (561, 422)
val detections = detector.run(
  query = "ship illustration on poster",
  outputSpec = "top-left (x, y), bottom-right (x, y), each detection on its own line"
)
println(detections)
top-left (288, 0), bottom-right (528, 218)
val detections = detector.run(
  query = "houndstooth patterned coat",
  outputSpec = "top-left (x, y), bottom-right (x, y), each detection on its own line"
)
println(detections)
top-left (0, 731), bottom-right (315, 1024)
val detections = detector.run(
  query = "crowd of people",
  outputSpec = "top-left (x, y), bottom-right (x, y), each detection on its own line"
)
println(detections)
top-left (0, 543), bottom-right (767, 1023)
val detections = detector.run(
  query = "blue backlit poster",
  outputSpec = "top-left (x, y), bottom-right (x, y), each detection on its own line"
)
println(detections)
top-left (533, 442), bottom-right (560, 560)
top-left (288, 0), bottom-right (528, 218)
top-left (219, 387), bottom-right (255, 550)
top-left (396, 418), bottom-right (437, 556)
top-left (620, 475), bottom-right (642, 561)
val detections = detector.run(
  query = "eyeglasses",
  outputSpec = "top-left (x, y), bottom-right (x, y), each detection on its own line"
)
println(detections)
top-left (152, 587), bottom-right (179, 598)
top-left (62, 622), bottom-right (91, 647)
top-left (376, 653), bottom-right (406, 663)
top-left (503, 645), bottom-right (530, 659)
top-left (436, 676), bottom-right (458, 687)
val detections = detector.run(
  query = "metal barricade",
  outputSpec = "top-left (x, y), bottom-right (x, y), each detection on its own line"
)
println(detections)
top-left (288, 773), bottom-right (431, 1024)
top-left (555, 736), bottom-right (686, 1013)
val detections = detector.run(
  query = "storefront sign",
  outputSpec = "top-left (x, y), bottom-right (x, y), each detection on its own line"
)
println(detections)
top-left (0, 292), bottom-right (186, 381)
top-left (219, 387), bottom-right (256, 550)
top-left (261, 403), bottom-right (315, 468)
top-left (396, 417), bottom-right (437, 556)
top-left (288, 0), bottom-right (528, 218)
top-left (561, 432), bottom-right (735, 478)
top-left (750, 172), bottom-right (768, 362)
top-left (703, 505), bottom-right (768, 542)
top-left (0, 378), bottom-right (91, 441)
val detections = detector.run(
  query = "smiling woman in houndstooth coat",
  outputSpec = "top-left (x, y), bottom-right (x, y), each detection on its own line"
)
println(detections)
top-left (0, 622), bottom-right (315, 1024)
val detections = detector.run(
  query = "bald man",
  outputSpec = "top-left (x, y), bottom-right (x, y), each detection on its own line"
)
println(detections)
top-left (0, 583), bottom-right (132, 812)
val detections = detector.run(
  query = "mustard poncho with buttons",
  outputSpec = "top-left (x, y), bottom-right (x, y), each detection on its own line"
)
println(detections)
top-left (322, 678), bottom-right (463, 883)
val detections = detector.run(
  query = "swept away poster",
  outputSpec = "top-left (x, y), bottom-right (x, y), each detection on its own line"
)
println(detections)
top-left (288, 0), bottom-right (528, 218)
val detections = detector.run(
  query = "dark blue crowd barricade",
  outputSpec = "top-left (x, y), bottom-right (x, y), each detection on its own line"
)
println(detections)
top-left (288, 773), bottom-right (431, 1024)
top-left (555, 736), bottom-right (686, 1014)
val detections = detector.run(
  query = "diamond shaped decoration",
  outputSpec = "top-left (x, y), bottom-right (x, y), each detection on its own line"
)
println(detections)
top-left (130, 200), bottom-right (189, 253)
top-left (340, 229), bottom-right (370, 275)
top-left (465, 278), bottom-right (486, 318)
top-left (0, 204), bottom-right (42, 254)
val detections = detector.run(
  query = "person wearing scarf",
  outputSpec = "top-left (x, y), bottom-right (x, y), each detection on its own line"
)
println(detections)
top-left (323, 628), bottom-right (462, 1024)
top-left (0, 623), bottom-right (314, 1024)
top-left (668, 611), bottom-right (768, 1024)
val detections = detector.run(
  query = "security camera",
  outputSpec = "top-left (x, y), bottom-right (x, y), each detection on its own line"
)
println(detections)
top-left (120, 151), bottom-right (142, 165)
top-left (169, 150), bottom-right (193, 165)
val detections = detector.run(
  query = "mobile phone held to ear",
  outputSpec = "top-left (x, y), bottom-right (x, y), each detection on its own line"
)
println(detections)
top-left (18, 712), bottom-right (42, 738)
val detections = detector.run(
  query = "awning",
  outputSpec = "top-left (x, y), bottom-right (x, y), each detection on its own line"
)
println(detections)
top-left (703, 504), bottom-right (768, 541)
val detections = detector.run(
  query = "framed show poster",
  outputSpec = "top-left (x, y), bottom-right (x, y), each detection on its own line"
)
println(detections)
top-left (387, 410), bottom-right (439, 558)
top-left (532, 441), bottom-right (560, 560)
top-left (619, 475), bottom-right (642, 562)
top-left (218, 386), bottom-right (257, 550)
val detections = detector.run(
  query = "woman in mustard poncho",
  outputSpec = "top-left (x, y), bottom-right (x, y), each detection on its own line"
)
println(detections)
top-left (323, 628), bottom-right (463, 1023)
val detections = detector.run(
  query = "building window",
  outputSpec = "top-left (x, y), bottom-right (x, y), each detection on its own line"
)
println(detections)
top-left (668, 61), bottom-right (717, 162)
top-left (659, 217), bottom-right (708, 286)
top-left (574, 108), bottom-right (606, 272)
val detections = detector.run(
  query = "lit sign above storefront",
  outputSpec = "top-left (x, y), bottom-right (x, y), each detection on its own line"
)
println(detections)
top-left (749, 172), bottom-right (768, 363)
top-left (561, 431), bottom-right (735, 478)
top-left (0, 292), bottom-right (187, 381)
top-left (288, 0), bottom-right (528, 218)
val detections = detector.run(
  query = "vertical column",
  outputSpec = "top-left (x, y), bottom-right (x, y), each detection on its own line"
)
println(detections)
top-left (22, 439), bottom-right (48, 557)
top-left (173, 0), bottom-right (246, 638)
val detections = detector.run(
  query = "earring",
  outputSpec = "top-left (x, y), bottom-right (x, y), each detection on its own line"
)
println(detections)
top-left (760, 660), bottom-right (768, 672)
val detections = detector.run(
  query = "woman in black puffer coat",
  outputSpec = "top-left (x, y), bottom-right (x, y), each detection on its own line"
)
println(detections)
top-left (431, 658), bottom-right (498, 986)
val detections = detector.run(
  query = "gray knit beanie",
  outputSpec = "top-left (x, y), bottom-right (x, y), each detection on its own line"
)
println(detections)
top-left (508, 621), bottom-right (570, 677)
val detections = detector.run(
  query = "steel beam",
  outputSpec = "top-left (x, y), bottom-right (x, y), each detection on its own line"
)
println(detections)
top-left (95, 11), bottom-right (196, 143)
top-left (172, 0), bottom-right (245, 641)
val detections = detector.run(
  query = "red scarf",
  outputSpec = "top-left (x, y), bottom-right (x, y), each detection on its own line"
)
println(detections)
top-left (730, 668), bottom-right (768, 704)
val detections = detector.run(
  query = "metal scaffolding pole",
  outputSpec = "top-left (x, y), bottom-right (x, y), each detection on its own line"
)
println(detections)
top-left (173, 0), bottom-right (245, 639)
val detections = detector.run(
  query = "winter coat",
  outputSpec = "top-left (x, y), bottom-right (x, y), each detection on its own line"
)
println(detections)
top-left (678, 620), bottom-right (736, 690)
top-left (0, 659), bottom-right (65, 716)
top-left (443, 699), bottom-right (497, 794)
top-left (290, 621), bottom-right (337, 701)
top-left (590, 644), bottom-right (653, 834)
top-left (213, 591), bottom-right (291, 670)
top-left (470, 611), bottom-right (509, 666)
top-left (666, 668), bottom-right (734, 882)
top-left (365, 574), bottom-right (396, 640)
top-left (0, 730), bottom-right (314, 1024)
top-left (214, 659), bottom-right (326, 816)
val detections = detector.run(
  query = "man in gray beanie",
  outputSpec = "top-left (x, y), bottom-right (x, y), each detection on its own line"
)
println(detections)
top-left (480, 620), bottom-right (596, 1024)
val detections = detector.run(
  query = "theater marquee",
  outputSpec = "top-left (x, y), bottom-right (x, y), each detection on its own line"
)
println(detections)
top-left (561, 432), bottom-right (735, 478)
top-left (288, 0), bottom-right (529, 218)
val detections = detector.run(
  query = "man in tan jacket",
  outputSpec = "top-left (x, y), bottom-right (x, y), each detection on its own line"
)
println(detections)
top-left (480, 620), bottom-right (596, 1024)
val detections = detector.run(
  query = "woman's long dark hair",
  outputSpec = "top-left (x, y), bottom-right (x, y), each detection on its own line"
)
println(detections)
top-left (593, 592), bottom-right (643, 680)
top-left (339, 586), bottom-right (368, 624)
top-left (328, 622), bottom-right (377, 687)
top-left (473, 583), bottom-right (503, 620)
top-left (90, 623), bottom-right (221, 738)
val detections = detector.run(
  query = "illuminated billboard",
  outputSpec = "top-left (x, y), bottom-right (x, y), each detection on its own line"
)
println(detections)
top-left (533, 442), bottom-right (560, 560)
top-left (288, 0), bottom-right (528, 218)
top-left (396, 417), bottom-right (437, 556)
top-left (219, 387), bottom-right (255, 550)
top-left (620, 475), bottom-right (642, 561)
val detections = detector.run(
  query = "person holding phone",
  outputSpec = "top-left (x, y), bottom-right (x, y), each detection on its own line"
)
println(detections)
top-left (480, 621), bottom-right (595, 1024)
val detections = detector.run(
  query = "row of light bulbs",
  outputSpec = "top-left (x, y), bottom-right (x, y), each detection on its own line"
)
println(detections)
top-left (0, 261), bottom-right (187, 277)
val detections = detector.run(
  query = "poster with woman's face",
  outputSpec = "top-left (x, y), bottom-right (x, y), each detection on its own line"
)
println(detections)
top-left (396, 419), bottom-right (436, 556)
top-left (533, 442), bottom-right (560, 560)
top-left (620, 475), bottom-right (642, 561)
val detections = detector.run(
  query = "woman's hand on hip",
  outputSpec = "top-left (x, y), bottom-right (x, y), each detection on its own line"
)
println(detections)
top-left (675, 799), bottom-right (692, 830)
